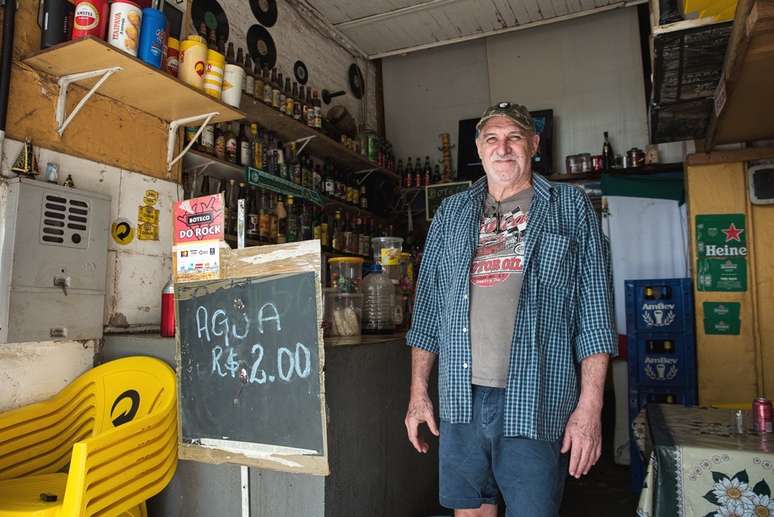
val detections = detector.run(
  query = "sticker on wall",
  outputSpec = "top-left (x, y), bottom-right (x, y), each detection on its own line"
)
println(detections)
top-left (697, 257), bottom-right (747, 292)
top-left (111, 217), bottom-right (135, 245)
top-left (137, 189), bottom-right (160, 241)
top-left (702, 302), bottom-right (741, 335)
top-left (695, 214), bottom-right (746, 258)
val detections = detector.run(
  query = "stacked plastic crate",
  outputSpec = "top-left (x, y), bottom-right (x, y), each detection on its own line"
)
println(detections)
top-left (625, 278), bottom-right (697, 491)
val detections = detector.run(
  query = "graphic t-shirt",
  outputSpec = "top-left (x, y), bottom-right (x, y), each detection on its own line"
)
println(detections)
top-left (469, 187), bottom-right (534, 388)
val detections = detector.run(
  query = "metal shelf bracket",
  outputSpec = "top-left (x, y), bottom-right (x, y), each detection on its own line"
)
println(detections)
top-left (352, 168), bottom-right (379, 184)
top-left (56, 66), bottom-right (122, 136)
top-left (286, 135), bottom-right (316, 155)
top-left (167, 112), bottom-right (219, 175)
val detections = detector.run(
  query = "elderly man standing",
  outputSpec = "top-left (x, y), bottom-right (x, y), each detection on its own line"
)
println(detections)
top-left (404, 102), bottom-right (616, 517)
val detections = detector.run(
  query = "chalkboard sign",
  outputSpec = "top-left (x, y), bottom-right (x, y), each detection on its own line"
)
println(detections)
top-left (175, 240), bottom-right (328, 475)
top-left (425, 181), bottom-right (471, 221)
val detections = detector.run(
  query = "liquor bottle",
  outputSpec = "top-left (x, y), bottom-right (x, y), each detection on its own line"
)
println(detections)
top-left (225, 122), bottom-right (238, 164)
top-left (271, 68), bottom-right (281, 110)
top-left (359, 217), bottom-right (370, 257)
top-left (342, 213), bottom-right (354, 253)
top-left (352, 180), bottom-right (360, 206)
top-left (246, 186), bottom-right (258, 240)
top-left (226, 42), bottom-right (235, 65)
top-left (332, 210), bottom-right (343, 252)
top-left (324, 163), bottom-right (335, 198)
top-left (263, 66), bottom-right (273, 105)
top-left (214, 123), bottom-right (226, 160)
top-left (236, 49), bottom-right (245, 91)
top-left (313, 163), bottom-right (322, 194)
top-left (278, 73), bottom-right (286, 114)
top-left (201, 123), bottom-right (215, 155)
top-left (250, 124), bottom-right (261, 169)
top-left (225, 178), bottom-right (238, 235)
top-left (292, 82), bottom-right (302, 121)
top-left (405, 158), bottom-right (413, 188)
top-left (268, 192), bottom-right (278, 244)
top-left (244, 54), bottom-right (255, 98)
top-left (415, 157), bottom-right (423, 188)
top-left (302, 157), bottom-right (313, 190)
top-left (286, 196), bottom-right (299, 243)
top-left (360, 184), bottom-right (367, 209)
top-left (199, 22), bottom-right (208, 39)
top-left (424, 156), bottom-right (432, 186)
top-left (602, 131), bottom-right (614, 170)
top-left (284, 77), bottom-right (294, 116)
top-left (312, 206), bottom-right (322, 242)
top-left (306, 86), bottom-right (315, 128)
top-left (433, 163), bottom-right (441, 184)
top-left (320, 210), bottom-right (330, 251)
top-left (256, 189), bottom-right (268, 244)
top-left (300, 202), bottom-right (313, 241)
top-left (276, 194), bottom-right (287, 244)
top-left (313, 90), bottom-right (322, 129)
top-left (253, 62), bottom-right (264, 100)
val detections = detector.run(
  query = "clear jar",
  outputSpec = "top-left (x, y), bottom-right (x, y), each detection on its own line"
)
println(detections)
top-left (362, 265), bottom-right (395, 334)
top-left (324, 291), bottom-right (363, 337)
top-left (328, 257), bottom-right (364, 293)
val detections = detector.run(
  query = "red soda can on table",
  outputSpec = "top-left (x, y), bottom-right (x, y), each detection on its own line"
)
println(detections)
top-left (753, 397), bottom-right (773, 433)
top-left (71, 0), bottom-right (109, 40)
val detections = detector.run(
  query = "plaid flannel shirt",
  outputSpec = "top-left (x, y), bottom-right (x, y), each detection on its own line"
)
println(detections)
top-left (406, 173), bottom-right (617, 440)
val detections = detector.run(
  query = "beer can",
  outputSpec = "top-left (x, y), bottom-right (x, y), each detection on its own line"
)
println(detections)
top-left (753, 397), bottom-right (773, 433)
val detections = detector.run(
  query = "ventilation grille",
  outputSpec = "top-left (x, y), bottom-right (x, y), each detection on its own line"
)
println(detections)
top-left (40, 194), bottom-right (90, 249)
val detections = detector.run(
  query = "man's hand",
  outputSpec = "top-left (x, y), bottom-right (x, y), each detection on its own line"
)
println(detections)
top-left (561, 404), bottom-right (602, 478)
top-left (405, 391), bottom-right (439, 453)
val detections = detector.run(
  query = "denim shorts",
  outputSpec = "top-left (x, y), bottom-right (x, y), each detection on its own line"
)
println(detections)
top-left (439, 386), bottom-right (568, 517)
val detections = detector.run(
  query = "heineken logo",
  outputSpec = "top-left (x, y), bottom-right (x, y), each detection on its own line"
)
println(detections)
top-left (704, 244), bottom-right (747, 257)
top-left (721, 222), bottom-right (743, 242)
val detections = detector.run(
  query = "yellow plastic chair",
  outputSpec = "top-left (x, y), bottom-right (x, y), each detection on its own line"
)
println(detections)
top-left (0, 356), bottom-right (177, 516)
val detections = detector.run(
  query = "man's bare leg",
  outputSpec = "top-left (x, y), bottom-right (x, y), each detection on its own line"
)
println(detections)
top-left (456, 503), bottom-right (497, 517)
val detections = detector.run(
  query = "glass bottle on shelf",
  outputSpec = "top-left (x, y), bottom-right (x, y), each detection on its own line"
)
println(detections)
top-left (246, 186), bottom-right (258, 240)
top-left (343, 213), bottom-right (354, 254)
top-left (313, 163), bottom-right (322, 194)
top-left (268, 192), bottom-right (278, 244)
top-left (239, 123), bottom-right (251, 167)
top-left (278, 73), bottom-right (287, 114)
top-left (251, 124), bottom-right (262, 169)
top-left (332, 210), bottom-right (343, 252)
top-left (226, 42), bottom-right (235, 65)
top-left (359, 217), bottom-right (371, 257)
top-left (324, 163), bottom-right (335, 198)
top-left (224, 179), bottom-right (238, 235)
top-left (312, 206), bottom-right (322, 242)
top-left (223, 122), bottom-right (236, 164)
top-left (286, 196), bottom-right (298, 243)
top-left (214, 123), bottom-right (226, 161)
top-left (258, 189), bottom-right (270, 244)
top-left (254, 63), bottom-right (264, 100)
top-left (300, 201), bottom-right (313, 241)
top-left (405, 158), bottom-right (413, 188)
top-left (275, 194), bottom-right (287, 244)
top-left (271, 68), bottom-right (281, 110)
top-left (292, 81), bottom-right (302, 120)
top-left (313, 90), bottom-right (322, 129)
top-left (244, 54), bottom-right (254, 98)
top-left (360, 184), bottom-right (368, 209)
top-left (306, 86), bottom-right (315, 127)
top-left (414, 157), bottom-right (423, 187)
top-left (302, 157), bottom-right (313, 190)
top-left (284, 77), bottom-right (294, 116)
top-left (320, 208), bottom-right (330, 251)
top-left (263, 66), bottom-right (273, 105)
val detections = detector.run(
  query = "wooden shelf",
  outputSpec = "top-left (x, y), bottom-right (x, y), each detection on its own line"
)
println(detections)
top-left (24, 37), bottom-right (244, 125)
top-left (239, 96), bottom-right (400, 181)
top-left (183, 150), bottom-right (245, 182)
top-left (706, 0), bottom-right (774, 147)
top-left (549, 163), bottom-right (684, 182)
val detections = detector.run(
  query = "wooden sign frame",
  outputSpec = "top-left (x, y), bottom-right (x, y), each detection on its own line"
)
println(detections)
top-left (175, 240), bottom-right (329, 476)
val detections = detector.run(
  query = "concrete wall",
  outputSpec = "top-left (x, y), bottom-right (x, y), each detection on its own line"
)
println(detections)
top-left (382, 7), bottom-right (676, 173)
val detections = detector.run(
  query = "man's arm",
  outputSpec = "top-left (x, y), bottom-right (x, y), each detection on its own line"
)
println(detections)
top-left (561, 353), bottom-right (608, 477)
top-left (405, 348), bottom-right (439, 453)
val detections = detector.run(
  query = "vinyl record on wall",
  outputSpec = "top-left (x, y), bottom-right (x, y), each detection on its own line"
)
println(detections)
top-left (191, 0), bottom-right (230, 43)
top-left (348, 63), bottom-right (364, 99)
top-left (294, 60), bottom-right (309, 85)
top-left (249, 0), bottom-right (278, 27)
top-left (247, 25), bottom-right (277, 69)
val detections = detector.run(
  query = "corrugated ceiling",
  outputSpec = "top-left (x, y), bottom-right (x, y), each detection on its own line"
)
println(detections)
top-left (304, 0), bottom-right (646, 59)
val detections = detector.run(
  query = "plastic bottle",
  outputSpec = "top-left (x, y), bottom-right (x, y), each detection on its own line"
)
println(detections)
top-left (363, 265), bottom-right (395, 334)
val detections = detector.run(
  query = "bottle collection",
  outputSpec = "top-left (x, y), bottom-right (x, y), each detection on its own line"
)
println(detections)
top-left (397, 156), bottom-right (444, 188)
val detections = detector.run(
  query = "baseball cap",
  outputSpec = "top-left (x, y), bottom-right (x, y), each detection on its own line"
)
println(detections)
top-left (476, 102), bottom-right (535, 134)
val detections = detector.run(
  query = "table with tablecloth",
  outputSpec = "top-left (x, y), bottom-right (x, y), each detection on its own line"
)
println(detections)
top-left (637, 404), bottom-right (774, 517)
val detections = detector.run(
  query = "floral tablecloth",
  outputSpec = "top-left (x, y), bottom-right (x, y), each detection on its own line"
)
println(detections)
top-left (637, 404), bottom-right (774, 517)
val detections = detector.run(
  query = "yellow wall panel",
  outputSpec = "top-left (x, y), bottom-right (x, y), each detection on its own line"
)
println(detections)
top-left (686, 162), bottom-right (758, 404)
top-left (751, 203), bottom-right (774, 397)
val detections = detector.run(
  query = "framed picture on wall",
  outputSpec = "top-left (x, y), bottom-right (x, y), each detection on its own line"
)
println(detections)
top-left (457, 109), bottom-right (554, 181)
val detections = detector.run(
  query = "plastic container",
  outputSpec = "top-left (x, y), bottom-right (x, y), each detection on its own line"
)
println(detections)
top-left (221, 64), bottom-right (245, 107)
top-left (179, 36), bottom-right (207, 90)
top-left (204, 49), bottom-right (226, 99)
top-left (137, 8), bottom-right (166, 69)
top-left (372, 236), bottom-right (403, 281)
top-left (328, 257), bottom-right (364, 293)
top-left (324, 291), bottom-right (362, 337)
top-left (106, 1), bottom-right (142, 56)
top-left (165, 37), bottom-right (179, 76)
top-left (363, 265), bottom-right (395, 334)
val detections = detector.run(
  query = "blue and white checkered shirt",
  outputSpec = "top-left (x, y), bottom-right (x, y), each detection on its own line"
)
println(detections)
top-left (407, 173), bottom-right (617, 440)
